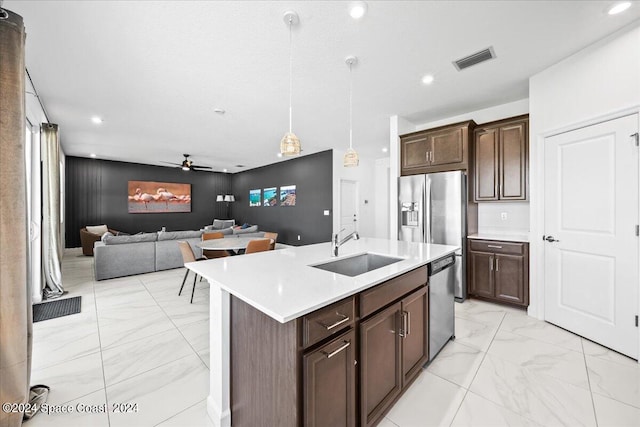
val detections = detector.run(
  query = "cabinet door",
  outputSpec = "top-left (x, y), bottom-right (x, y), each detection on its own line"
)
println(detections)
top-left (304, 329), bottom-right (356, 427)
top-left (360, 302), bottom-right (402, 427)
top-left (474, 128), bottom-right (499, 201)
top-left (400, 287), bottom-right (428, 386)
top-left (430, 127), bottom-right (464, 167)
top-left (401, 133), bottom-right (430, 171)
top-left (469, 251), bottom-right (494, 298)
top-left (500, 122), bottom-right (527, 200)
top-left (494, 254), bottom-right (527, 306)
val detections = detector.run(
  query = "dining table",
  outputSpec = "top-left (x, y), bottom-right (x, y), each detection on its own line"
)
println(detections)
top-left (196, 236), bottom-right (272, 254)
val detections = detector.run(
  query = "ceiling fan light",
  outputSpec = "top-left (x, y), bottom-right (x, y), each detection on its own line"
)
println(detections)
top-left (343, 148), bottom-right (359, 167)
top-left (182, 166), bottom-right (190, 171)
top-left (280, 132), bottom-right (301, 156)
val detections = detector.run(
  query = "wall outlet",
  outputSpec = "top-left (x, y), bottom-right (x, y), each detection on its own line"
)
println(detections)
top-left (297, 235), bottom-right (301, 241)
top-left (323, 210), bottom-right (330, 216)
top-left (501, 212), bottom-right (508, 221)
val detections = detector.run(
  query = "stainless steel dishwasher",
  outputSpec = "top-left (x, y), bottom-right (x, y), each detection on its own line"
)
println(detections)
top-left (428, 254), bottom-right (456, 360)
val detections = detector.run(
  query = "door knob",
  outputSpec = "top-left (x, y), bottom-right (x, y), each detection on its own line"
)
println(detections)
top-left (544, 235), bottom-right (560, 243)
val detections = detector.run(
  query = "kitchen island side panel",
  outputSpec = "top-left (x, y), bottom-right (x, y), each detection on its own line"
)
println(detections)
top-left (231, 295), bottom-right (301, 427)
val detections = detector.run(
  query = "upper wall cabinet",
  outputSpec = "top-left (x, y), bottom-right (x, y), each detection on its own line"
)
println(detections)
top-left (400, 120), bottom-right (476, 175)
top-left (473, 115), bottom-right (529, 202)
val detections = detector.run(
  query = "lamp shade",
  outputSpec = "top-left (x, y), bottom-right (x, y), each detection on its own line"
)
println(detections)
top-left (280, 132), bottom-right (301, 156)
top-left (216, 195), bottom-right (224, 202)
top-left (224, 195), bottom-right (235, 202)
top-left (343, 148), bottom-right (359, 167)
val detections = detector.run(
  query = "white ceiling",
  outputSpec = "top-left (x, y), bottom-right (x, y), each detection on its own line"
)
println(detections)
top-left (7, 1), bottom-right (640, 172)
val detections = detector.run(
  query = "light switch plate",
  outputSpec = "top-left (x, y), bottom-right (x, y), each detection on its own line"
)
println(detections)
top-left (323, 210), bottom-right (330, 216)
top-left (501, 212), bottom-right (508, 220)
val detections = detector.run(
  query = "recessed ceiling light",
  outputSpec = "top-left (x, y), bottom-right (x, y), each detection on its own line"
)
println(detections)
top-left (91, 116), bottom-right (103, 124)
top-left (214, 108), bottom-right (225, 115)
top-left (277, 152), bottom-right (283, 158)
top-left (89, 153), bottom-right (97, 158)
top-left (349, 1), bottom-right (367, 19)
top-left (608, 2), bottom-right (631, 14)
top-left (235, 164), bottom-right (245, 168)
top-left (382, 147), bottom-right (388, 153)
top-left (421, 74), bottom-right (435, 85)
top-left (223, 168), bottom-right (228, 172)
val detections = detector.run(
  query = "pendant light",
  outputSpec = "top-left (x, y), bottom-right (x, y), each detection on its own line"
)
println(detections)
top-left (344, 56), bottom-right (359, 167)
top-left (280, 11), bottom-right (301, 156)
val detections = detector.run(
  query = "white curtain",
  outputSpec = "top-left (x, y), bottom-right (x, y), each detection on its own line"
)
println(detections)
top-left (41, 123), bottom-right (64, 298)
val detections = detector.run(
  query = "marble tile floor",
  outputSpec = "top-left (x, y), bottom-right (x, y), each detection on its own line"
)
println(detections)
top-left (25, 248), bottom-right (639, 426)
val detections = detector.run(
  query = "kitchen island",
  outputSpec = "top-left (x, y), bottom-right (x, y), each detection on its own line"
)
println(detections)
top-left (186, 237), bottom-right (458, 427)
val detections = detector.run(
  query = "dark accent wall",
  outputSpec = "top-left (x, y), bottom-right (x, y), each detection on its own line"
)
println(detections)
top-left (231, 150), bottom-right (333, 246)
top-left (65, 156), bottom-right (232, 248)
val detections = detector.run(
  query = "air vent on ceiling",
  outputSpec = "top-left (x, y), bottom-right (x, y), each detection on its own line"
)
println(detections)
top-left (453, 47), bottom-right (496, 71)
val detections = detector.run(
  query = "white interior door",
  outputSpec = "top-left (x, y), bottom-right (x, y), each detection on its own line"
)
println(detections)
top-left (340, 179), bottom-right (358, 234)
top-left (544, 114), bottom-right (639, 359)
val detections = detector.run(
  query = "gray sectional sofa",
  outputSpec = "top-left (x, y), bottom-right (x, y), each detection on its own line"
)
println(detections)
top-left (93, 225), bottom-right (266, 280)
top-left (94, 230), bottom-right (204, 280)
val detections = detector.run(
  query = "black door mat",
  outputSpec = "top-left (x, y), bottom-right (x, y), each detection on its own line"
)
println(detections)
top-left (33, 296), bottom-right (81, 322)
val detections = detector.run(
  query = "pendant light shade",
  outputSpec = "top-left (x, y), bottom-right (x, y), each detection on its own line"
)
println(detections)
top-left (344, 56), bottom-right (359, 167)
top-left (280, 11), bottom-right (301, 156)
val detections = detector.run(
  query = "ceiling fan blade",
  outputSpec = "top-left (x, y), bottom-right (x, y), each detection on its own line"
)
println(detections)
top-left (161, 161), bottom-right (182, 166)
top-left (191, 164), bottom-right (213, 169)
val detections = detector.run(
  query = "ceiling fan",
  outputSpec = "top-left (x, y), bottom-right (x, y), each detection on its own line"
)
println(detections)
top-left (162, 154), bottom-right (213, 171)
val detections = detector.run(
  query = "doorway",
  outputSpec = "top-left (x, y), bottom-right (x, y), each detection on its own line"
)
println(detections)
top-left (543, 114), bottom-right (639, 358)
top-left (340, 179), bottom-right (358, 235)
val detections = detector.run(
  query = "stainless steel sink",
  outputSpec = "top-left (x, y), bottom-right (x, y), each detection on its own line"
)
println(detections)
top-left (311, 253), bottom-right (403, 277)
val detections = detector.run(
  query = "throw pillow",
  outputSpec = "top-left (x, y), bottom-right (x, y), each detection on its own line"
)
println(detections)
top-left (86, 224), bottom-right (108, 235)
top-left (213, 219), bottom-right (235, 229)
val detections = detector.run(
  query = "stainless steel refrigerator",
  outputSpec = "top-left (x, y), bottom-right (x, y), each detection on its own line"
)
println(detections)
top-left (398, 171), bottom-right (467, 301)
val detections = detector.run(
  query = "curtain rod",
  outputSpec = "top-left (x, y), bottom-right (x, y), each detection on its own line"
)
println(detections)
top-left (26, 68), bottom-right (51, 124)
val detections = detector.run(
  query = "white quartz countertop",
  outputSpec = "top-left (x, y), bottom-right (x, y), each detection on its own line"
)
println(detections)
top-left (186, 237), bottom-right (458, 323)
top-left (467, 233), bottom-right (530, 243)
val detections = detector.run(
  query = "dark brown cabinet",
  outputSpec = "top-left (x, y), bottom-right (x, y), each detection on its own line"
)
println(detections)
top-left (360, 286), bottom-right (428, 427)
top-left (230, 266), bottom-right (430, 427)
top-left (304, 329), bottom-right (356, 427)
top-left (473, 115), bottom-right (528, 201)
top-left (400, 121), bottom-right (475, 176)
top-left (467, 239), bottom-right (529, 307)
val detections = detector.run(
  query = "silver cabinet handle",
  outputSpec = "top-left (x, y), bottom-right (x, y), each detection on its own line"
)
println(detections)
top-left (319, 313), bottom-right (350, 330)
top-left (323, 340), bottom-right (351, 358)
top-left (487, 245), bottom-right (502, 249)
top-left (406, 311), bottom-right (411, 336)
top-left (489, 256), bottom-right (493, 271)
top-left (495, 258), bottom-right (499, 271)
top-left (426, 151), bottom-right (429, 162)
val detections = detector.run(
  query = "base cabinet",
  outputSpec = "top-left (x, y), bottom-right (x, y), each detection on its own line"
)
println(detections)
top-left (230, 266), bottom-right (430, 427)
top-left (360, 287), bottom-right (428, 427)
top-left (467, 239), bottom-right (529, 307)
top-left (304, 329), bottom-right (357, 427)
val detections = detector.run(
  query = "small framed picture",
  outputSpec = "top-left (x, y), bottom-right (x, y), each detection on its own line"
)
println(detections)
top-left (280, 185), bottom-right (296, 206)
top-left (263, 187), bottom-right (278, 207)
top-left (249, 189), bottom-right (261, 207)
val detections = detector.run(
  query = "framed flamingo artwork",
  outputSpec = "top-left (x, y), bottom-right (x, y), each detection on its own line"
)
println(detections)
top-left (127, 181), bottom-right (191, 213)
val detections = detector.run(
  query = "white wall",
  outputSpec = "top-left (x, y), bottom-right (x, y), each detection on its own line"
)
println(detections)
top-left (332, 150), bottom-right (377, 239)
top-left (374, 157), bottom-right (390, 239)
top-left (413, 99), bottom-right (529, 132)
top-left (528, 23), bottom-right (640, 319)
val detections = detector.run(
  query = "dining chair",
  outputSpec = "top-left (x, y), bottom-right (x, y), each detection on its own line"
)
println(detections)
top-left (245, 238), bottom-right (271, 254)
top-left (178, 241), bottom-right (206, 303)
top-left (263, 232), bottom-right (278, 250)
top-left (202, 231), bottom-right (229, 259)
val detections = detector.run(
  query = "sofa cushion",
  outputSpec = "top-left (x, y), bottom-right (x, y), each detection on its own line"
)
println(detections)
top-left (212, 219), bottom-right (235, 229)
top-left (158, 230), bottom-right (203, 241)
top-left (204, 225), bottom-right (234, 235)
top-left (86, 224), bottom-right (108, 235)
top-left (233, 225), bottom-right (258, 235)
top-left (102, 232), bottom-right (157, 245)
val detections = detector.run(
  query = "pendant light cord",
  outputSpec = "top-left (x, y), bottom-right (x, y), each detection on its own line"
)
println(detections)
top-left (288, 18), bottom-right (293, 134)
top-left (349, 62), bottom-right (353, 150)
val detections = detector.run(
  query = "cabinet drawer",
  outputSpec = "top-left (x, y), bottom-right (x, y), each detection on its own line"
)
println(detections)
top-left (303, 296), bottom-right (355, 348)
top-left (469, 239), bottom-right (525, 255)
top-left (360, 266), bottom-right (427, 319)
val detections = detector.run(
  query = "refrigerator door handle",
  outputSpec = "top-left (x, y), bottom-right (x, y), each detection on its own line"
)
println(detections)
top-left (424, 178), bottom-right (430, 244)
